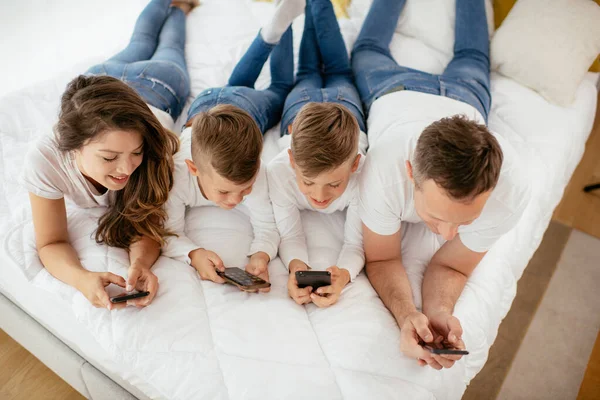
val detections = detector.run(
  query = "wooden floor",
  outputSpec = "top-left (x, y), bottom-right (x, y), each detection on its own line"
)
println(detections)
top-left (553, 93), bottom-right (600, 239)
top-left (0, 100), bottom-right (598, 399)
top-left (0, 330), bottom-right (83, 400)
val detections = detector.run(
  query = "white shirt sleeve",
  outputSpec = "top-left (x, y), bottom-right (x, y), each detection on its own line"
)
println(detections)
top-left (22, 138), bottom-right (66, 200)
top-left (267, 164), bottom-right (309, 269)
top-left (244, 165), bottom-right (280, 262)
top-left (336, 199), bottom-right (365, 281)
top-left (358, 154), bottom-right (402, 236)
top-left (161, 163), bottom-right (201, 264)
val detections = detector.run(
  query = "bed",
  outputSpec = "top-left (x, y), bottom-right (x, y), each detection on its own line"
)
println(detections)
top-left (0, 0), bottom-right (597, 399)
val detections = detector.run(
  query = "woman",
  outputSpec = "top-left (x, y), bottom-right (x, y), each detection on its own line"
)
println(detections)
top-left (22, 0), bottom-right (196, 310)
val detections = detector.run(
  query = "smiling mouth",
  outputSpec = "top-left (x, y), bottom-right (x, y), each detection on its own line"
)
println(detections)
top-left (311, 197), bottom-right (330, 206)
top-left (109, 175), bottom-right (129, 184)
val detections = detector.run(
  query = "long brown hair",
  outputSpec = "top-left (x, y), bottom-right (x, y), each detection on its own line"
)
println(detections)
top-left (56, 75), bottom-right (180, 247)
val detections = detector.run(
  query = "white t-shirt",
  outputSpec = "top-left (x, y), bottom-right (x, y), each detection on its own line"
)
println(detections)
top-left (267, 148), bottom-right (366, 281)
top-left (359, 91), bottom-right (530, 253)
top-left (23, 134), bottom-right (116, 208)
top-left (148, 104), bottom-right (175, 132)
top-left (162, 128), bottom-right (280, 264)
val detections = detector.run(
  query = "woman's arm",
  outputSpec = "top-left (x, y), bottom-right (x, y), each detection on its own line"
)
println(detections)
top-left (29, 193), bottom-right (126, 309)
top-left (125, 236), bottom-right (161, 307)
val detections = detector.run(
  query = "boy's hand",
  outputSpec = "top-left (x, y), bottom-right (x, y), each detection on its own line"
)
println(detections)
top-left (287, 259), bottom-right (312, 305)
top-left (189, 248), bottom-right (226, 284)
top-left (245, 252), bottom-right (271, 293)
top-left (310, 266), bottom-right (350, 308)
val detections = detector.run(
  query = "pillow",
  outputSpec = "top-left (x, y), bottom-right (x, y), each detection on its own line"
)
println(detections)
top-left (491, 0), bottom-right (600, 106)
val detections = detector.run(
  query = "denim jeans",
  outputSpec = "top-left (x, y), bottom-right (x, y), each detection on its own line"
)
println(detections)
top-left (281, 0), bottom-right (366, 134)
top-left (351, 0), bottom-right (491, 122)
top-left (86, 0), bottom-right (190, 120)
top-left (186, 27), bottom-right (294, 134)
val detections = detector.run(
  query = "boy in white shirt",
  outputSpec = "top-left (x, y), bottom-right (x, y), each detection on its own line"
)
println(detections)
top-left (268, 103), bottom-right (364, 307)
top-left (268, 0), bottom-right (367, 307)
top-left (161, 0), bottom-right (305, 290)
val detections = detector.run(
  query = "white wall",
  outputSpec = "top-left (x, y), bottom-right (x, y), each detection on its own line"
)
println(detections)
top-left (0, 1), bottom-right (147, 98)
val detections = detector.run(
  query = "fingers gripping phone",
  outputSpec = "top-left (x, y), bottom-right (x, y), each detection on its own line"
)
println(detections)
top-left (217, 267), bottom-right (271, 291)
top-left (421, 341), bottom-right (469, 355)
top-left (295, 271), bottom-right (331, 290)
top-left (109, 291), bottom-right (150, 304)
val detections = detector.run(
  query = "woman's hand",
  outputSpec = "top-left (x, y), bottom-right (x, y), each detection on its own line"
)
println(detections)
top-left (75, 271), bottom-right (126, 310)
top-left (123, 263), bottom-right (159, 307)
top-left (310, 266), bottom-right (350, 308)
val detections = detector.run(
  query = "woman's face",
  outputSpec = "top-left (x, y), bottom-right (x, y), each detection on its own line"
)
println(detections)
top-left (75, 129), bottom-right (144, 191)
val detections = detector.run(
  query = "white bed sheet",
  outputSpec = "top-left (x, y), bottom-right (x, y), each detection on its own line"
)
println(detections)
top-left (0, 1), bottom-right (598, 399)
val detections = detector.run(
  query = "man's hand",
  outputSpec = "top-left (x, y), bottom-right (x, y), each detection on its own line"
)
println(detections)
top-left (245, 252), bottom-right (271, 293)
top-left (189, 248), bottom-right (226, 283)
top-left (310, 266), bottom-right (350, 308)
top-left (287, 259), bottom-right (312, 305)
top-left (399, 311), bottom-right (465, 370)
top-left (124, 263), bottom-right (159, 307)
top-left (426, 311), bottom-right (466, 368)
top-left (75, 271), bottom-right (127, 310)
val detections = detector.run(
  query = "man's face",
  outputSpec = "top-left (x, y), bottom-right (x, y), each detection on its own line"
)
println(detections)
top-left (186, 159), bottom-right (257, 210)
top-left (289, 150), bottom-right (361, 210)
top-left (408, 162), bottom-right (491, 241)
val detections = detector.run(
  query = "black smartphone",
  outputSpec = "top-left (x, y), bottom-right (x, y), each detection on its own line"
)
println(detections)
top-left (216, 267), bottom-right (271, 291)
top-left (295, 270), bottom-right (331, 290)
top-left (422, 342), bottom-right (469, 355)
top-left (109, 291), bottom-right (150, 304)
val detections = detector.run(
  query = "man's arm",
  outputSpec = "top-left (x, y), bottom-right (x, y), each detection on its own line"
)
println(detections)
top-left (363, 223), bottom-right (416, 327)
top-left (422, 236), bottom-right (486, 318)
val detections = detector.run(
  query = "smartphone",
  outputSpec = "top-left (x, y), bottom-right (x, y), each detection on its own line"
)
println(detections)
top-left (422, 342), bottom-right (469, 355)
top-left (295, 270), bottom-right (331, 290)
top-left (216, 267), bottom-right (271, 291)
top-left (109, 291), bottom-right (150, 304)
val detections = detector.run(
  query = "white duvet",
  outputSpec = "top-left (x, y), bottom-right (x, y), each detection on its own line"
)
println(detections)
top-left (0, 1), bottom-right (597, 399)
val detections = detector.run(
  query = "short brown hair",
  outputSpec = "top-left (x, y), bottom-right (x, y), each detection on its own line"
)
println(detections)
top-left (413, 115), bottom-right (503, 200)
top-left (290, 102), bottom-right (359, 177)
top-left (191, 104), bottom-right (263, 184)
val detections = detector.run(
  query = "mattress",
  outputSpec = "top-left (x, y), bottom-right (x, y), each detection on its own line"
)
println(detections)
top-left (0, 0), bottom-right (598, 399)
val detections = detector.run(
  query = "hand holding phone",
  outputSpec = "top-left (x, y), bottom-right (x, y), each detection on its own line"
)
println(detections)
top-left (217, 267), bottom-right (271, 291)
top-left (295, 270), bottom-right (331, 290)
top-left (189, 248), bottom-right (226, 284)
top-left (309, 266), bottom-right (350, 308)
top-left (109, 291), bottom-right (150, 304)
top-left (421, 341), bottom-right (469, 355)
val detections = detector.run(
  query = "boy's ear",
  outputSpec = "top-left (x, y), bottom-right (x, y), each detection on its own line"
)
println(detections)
top-left (287, 149), bottom-right (296, 169)
top-left (405, 160), bottom-right (414, 183)
top-left (287, 124), bottom-right (292, 135)
top-left (185, 159), bottom-right (200, 176)
top-left (351, 154), bottom-right (361, 173)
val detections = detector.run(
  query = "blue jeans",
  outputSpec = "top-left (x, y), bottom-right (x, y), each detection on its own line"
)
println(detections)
top-left (187, 27), bottom-right (294, 134)
top-left (86, 0), bottom-right (190, 120)
top-left (281, 0), bottom-right (366, 134)
top-left (351, 0), bottom-right (491, 122)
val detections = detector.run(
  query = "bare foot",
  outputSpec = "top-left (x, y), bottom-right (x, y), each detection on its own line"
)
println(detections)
top-left (171, 0), bottom-right (199, 15)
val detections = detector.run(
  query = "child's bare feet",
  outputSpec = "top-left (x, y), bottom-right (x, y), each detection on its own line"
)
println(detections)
top-left (171, 0), bottom-right (199, 15)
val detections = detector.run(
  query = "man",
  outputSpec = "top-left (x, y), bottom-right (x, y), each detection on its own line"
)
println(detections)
top-left (352, 0), bottom-right (530, 370)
